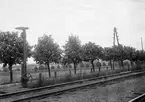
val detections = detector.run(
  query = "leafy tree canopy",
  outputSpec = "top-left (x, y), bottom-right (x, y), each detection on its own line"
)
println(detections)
top-left (33, 34), bottom-right (62, 64)
top-left (0, 31), bottom-right (32, 66)
top-left (63, 34), bottom-right (82, 64)
top-left (0, 31), bottom-right (32, 82)
top-left (82, 42), bottom-right (103, 61)
top-left (33, 34), bottom-right (62, 77)
top-left (63, 34), bottom-right (82, 74)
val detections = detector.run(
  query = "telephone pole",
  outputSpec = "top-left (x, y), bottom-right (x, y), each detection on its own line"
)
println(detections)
top-left (112, 27), bottom-right (121, 69)
top-left (113, 27), bottom-right (120, 46)
top-left (15, 27), bottom-right (29, 87)
top-left (141, 37), bottom-right (144, 51)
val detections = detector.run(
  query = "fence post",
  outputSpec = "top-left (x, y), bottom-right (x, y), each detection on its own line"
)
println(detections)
top-left (38, 73), bottom-right (43, 87)
top-left (54, 71), bottom-right (57, 78)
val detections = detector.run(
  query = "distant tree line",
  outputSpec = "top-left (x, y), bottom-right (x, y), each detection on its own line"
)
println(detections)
top-left (0, 31), bottom-right (145, 82)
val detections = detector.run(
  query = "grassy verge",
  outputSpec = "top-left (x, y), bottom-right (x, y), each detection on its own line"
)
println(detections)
top-left (31, 65), bottom-right (143, 88)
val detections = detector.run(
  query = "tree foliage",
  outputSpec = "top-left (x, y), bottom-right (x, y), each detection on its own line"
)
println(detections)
top-left (0, 31), bottom-right (32, 82)
top-left (102, 47), bottom-right (113, 61)
top-left (33, 34), bottom-right (62, 77)
top-left (82, 42), bottom-right (103, 72)
top-left (123, 46), bottom-right (136, 66)
top-left (63, 34), bottom-right (82, 74)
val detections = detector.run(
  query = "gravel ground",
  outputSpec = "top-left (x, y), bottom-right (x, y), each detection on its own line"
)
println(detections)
top-left (31, 74), bottom-right (145, 102)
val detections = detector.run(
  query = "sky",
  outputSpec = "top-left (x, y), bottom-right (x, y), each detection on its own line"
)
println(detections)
top-left (0, 0), bottom-right (145, 63)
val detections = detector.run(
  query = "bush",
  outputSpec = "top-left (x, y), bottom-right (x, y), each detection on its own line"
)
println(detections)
top-left (16, 68), bottom-right (20, 71)
top-left (80, 63), bottom-right (84, 68)
top-left (31, 66), bottom-right (143, 88)
top-left (69, 64), bottom-right (72, 69)
top-left (57, 65), bottom-right (60, 69)
top-left (3, 67), bottom-right (8, 72)
top-left (39, 65), bottom-right (45, 70)
top-left (34, 66), bottom-right (38, 72)
top-left (102, 62), bottom-right (106, 66)
top-left (63, 74), bottom-right (73, 82)
top-left (51, 65), bottom-right (55, 69)
top-left (96, 62), bottom-right (101, 67)
top-left (86, 63), bottom-right (90, 68)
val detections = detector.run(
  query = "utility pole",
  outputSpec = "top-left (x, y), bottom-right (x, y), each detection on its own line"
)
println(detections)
top-left (113, 28), bottom-right (116, 46)
top-left (113, 27), bottom-right (120, 46)
top-left (113, 27), bottom-right (121, 69)
top-left (113, 27), bottom-right (117, 70)
top-left (15, 27), bottom-right (29, 87)
top-left (141, 37), bottom-right (144, 51)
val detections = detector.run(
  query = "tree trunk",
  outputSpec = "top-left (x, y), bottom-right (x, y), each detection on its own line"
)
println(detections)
top-left (127, 64), bottom-right (129, 71)
top-left (74, 63), bottom-right (77, 74)
top-left (91, 60), bottom-right (95, 72)
top-left (47, 63), bottom-right (51, 77)
top-left (69, 68), bottom-right (71, 74)
top-left (130, 60), bottom-right (133, 68)
top-left (120, 60), bottom-right (124, 68)
top-left (99, 66), bottom-right (101, 72)
top-left (9, 65), bottom-right (13, 83)
top-left (106, 65), bottom-right (108, 71)
top-left (90, 68), bottom-right (92, 73)
top-left (80, 65), bottom-right (83, 79)
top-left (109, 60), bottom-right (112, 70)
top-left (112, 60), bottom-right (115, 70)
top-left (80, 66), bottom-right (82, 74)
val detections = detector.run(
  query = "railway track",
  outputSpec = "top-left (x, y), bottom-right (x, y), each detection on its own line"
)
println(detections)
top-left (0, 70), bottom-right (145, 102)
top-left (129, 93), bottom-right (145, 102)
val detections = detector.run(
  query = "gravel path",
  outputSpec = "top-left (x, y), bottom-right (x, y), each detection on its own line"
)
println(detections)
top-left (31, 74), bottom-right (145, 102)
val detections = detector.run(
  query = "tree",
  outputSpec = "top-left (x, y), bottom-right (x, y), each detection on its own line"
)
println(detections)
top-left (33, 34), bottom-right (62, 77)
top-left (133, 50), bottom-right (145, 64)
top-left (82, 42), bottom-right (103, 72)
top-left (123, 46), bottom-right (136, 67)
top-left (0, 31), bottom-right (32, 82)
top-left (96, 61), bottom-right (101, 72)
top-left (112, 45), bottom-right (136, 69)
top-left (86, 63), bottom-right (90, 68)
top-left (63, 34), bottom-right (82, 74)
top-left (111, 45), bottom-right (125, 69)
top-left (61, 54), bottom-right (72, 66)
top-left (80, 63), bottom-right (84, 68)
top-left (57, 65), bottom-right (61, 69)
top-left (102, 47), bottom-right (114, 69)
top-left (34, 66), bottom-right (38, 72)
top-left (80, 62), bottom-right (84, 74)
top-left (116, 45), bottom-right (125, 68)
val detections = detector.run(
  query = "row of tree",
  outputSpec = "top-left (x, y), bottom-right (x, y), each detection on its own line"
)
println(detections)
top-left (0, 31), bottom-right (145, 82)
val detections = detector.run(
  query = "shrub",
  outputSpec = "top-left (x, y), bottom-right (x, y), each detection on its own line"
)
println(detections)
top-left (63, 73), bottom-right (73, 82)
top-left (51, 65), bottom-right (55, 69)
top-left (57, 65), bottom-right (60, 69)
top-left (34, 66), bottom-right (38, 72)
top-left (39, 65), bottom-right (45, 70)
top-left (31, 66), bottom-right (142, 88)
top-left (69, 64), bottom-right (72, 69)
top-left (96, 62), bottom-right (101, 67)
top-left (16, 68), bottom-right (20, 71)
top-left (86, 63), bottom-right (90, 68)
top-left (80, 63), bottom-right (84, 68)
top-left (3, 67), bottom-right (8, 72)
top-left (102, 62), bottom-right (106, 66)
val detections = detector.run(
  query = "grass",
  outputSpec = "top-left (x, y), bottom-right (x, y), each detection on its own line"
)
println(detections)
top-left (1, 64), bottom-right (144, 87)
top-left (31, 64), bottom-right (143, 88)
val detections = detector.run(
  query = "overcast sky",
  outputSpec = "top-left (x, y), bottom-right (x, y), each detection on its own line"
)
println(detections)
top-left (0, 0), bottom-right (145, 63)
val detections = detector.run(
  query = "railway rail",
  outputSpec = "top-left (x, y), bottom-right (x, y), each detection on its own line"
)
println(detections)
top-left (129, 92), bottom-right (145, 102)
top-left (0, 70), bottom-right (145, 102)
